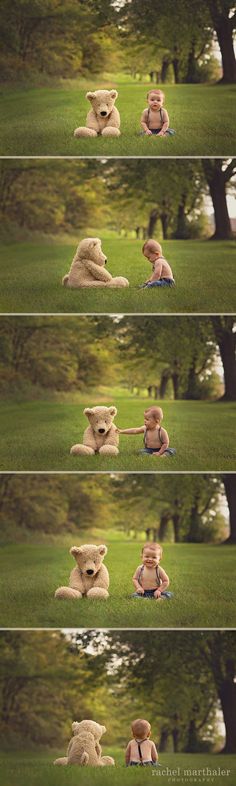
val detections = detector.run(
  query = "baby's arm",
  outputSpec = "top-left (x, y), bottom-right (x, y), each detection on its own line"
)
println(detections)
top-left (125, 741), bottom-right (132, 765)
top-left (141, 109), bottom-right (152, 135)
top-left (159, 108), bottom-right (169, 136)
top-left (148, 260), bottom-right (162, 282)
top-left (117, 426), bottom-right (145, 435)
top-left (151, 742), bottom-right (158, 762)
top-left (154, 566), bottom-right (170, 598)
top-left (154, 427), bottom-right (169, 456)
top-left (133, 566), bottom-right (144, 594)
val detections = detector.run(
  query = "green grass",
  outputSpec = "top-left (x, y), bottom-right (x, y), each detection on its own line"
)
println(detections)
top-left (1, 239), bottom-right (236, 314)
top-left (0, 752), bottom-right (235, 786)
top-left (0, 82), bottom-right (235, 156)
top-left (1, 542), bottom-right (236, 629)
top-left (0, 397), bottom-right (235, 472)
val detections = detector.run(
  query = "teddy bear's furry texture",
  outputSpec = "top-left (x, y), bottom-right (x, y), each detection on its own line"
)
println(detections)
top-left (70, 406), bottom-right (119, 456)
top-left (54, 720), bottom-right (115, 766)
top-left (74, 89), bottom-right (120, 138)
top-left (62, 238), bottom-right (129, 288)
top-left (55, 544), bottom-right (109, 600)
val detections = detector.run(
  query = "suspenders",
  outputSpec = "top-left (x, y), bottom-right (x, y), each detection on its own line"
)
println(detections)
top-left (138, 564), bottom-right (160, 587)
top-left (147, 107), bottom-right (163, 128)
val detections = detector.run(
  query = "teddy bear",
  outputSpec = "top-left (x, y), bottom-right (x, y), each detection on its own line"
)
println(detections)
top-left (54, 720), bottom-right (115, 766)
top-left (55, 544), bottom-right (109, 600)
top-left (62, 238), bottom-right (129, 288)
top-left (74, 89), bottom-right (120, 138)
top-left (70, 406), bottom-right (119, 456)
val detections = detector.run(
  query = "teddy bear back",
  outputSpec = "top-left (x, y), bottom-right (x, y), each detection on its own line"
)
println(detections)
top-left (68, 731), bottom-right (99, 765)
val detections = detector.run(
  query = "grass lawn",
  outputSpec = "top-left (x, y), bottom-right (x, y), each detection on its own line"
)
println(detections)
top-left (0, 397), bottom-right (235, 472)
top-left (0, 81), bottom-right (235, 156)
top-left (0, 751), bottom-right (235, 786)
top-left (0, 542), bottom-right (235, 629)
top-left (1, 239), bottom-right (236, 315)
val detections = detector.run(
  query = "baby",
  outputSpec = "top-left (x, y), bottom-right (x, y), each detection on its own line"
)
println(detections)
top-left (132, 542), bottom-right (172, 600)
top-left (125, 718), bottom-right (159, 766)
top-left (118, 406), bottom-right (176, 457)
top-left (141, 89), bottom-right (170, 136)
top-left (140, 239), bottom-right (175, 288)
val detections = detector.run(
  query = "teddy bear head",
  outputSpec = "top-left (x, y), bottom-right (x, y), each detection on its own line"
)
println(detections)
top-left (72, 720), bottom-right (106, 740)
top-left (78, 238), bottom-right (107, 268)
top-left (70, 543), bottom-right (108, 577)
top-left (86, 89), bottom-right (118, 118)
top-left (84, 405), bottom-right (117, 435)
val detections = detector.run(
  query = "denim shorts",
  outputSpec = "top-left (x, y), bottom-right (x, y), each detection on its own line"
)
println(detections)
top-left (128, 761), bottom-right (161, 766)
top-left (131, 590), bottom-right (173, 600)
top-left (140, 447), bottom-right (176, 456)
top-left (145, 278), bottom-right (175, 288)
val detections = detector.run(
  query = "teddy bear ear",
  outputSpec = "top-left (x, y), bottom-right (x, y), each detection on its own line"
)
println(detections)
top-left (72, 721), bottom-right (80, 733)
top-left (108, 406), bottom-right (117, 417)
top-left (83, 407), bottom-right (93, 417)
top-left (70, 546), bottom-right (82, 558)
top-left (110, 89), bottom-right (118, 99)
top-left (98, 545), bottom-right (107, 556)
top-left (86, 91), bottom-right (96, 102)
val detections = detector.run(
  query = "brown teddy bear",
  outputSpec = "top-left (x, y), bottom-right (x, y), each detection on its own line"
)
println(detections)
top-left (55, 544), bottom-right (109, 600)
top-left (62, 238), bottom-right (129, 288)
top-left (70, 406), bottom-right (119, 456)
top-left (74, 89), bottom-right (120, 138)
top-left (54, 720), bottom-right (115, 766)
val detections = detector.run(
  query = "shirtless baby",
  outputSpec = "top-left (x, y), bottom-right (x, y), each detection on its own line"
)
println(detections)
top-left (132, 542), bottom-right (173, 600)
top-left (117, 406), bottom-right (176, 457)
top-left (140, 239), bottom-right (175, 288)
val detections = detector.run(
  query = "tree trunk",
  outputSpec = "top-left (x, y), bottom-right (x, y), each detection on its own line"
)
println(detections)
top-left (160, 369), bottom-right (170, 398)
top-left (154, 385), bottom-right (159, 400)
top-left (220, 670), bottom-right (236, 752)
top-left (211, 318), bottom-right (236, 401)
top-left (184, 359), bottom-right (199, 400)
top-left (215, 17), bottom-right (236, 84)
top-left (160, 213), bottom-right (168, 239)
top-left (185, 41), bottom-right (199, 83)
top-left (173, 199), bottom-right (189, 240)
top-left (185, 719), bottom-right (200, 753)
top-left (172, 372), bottom-right (179, 399)
top-left (222, 475), bottom-right (236, 543)
top-left (172, 57), bottom-right (180, 83)
top-left (187, 499), bottom-right (202, 542)
top-left (161, 57), bottom-right (170, 83)
top-left (172, 512), bottom-right (181, 542)
top-left (159, 726), bottom-right (170, 752)
top-left (159, 512), bottom-right (170, 541)
top-left (147, 209), bottom-right (158, 237)
top-left (206, 169), bottom-right (233, 240)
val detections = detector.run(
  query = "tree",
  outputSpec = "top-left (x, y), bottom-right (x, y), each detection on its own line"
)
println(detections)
top-left (202, 159), bottom-right (236, 240)
top-left (205, 0), bottom-right (236, 83)
top-left (221, 474), bottom-right (236, 543)
top-left (211, 317), bottom-right (236, 401)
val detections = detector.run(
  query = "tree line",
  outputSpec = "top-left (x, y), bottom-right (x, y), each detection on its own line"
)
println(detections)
top-left (0, 473), bottom-right (235, 544)
top-left (0, 316), bottom-right (235, 401)
top-left (0, 0), bottom-right (235, 83)
top-left (1, 158), bottom-right (235, 240)
top-left (1, 629), bottom-right (236, 753)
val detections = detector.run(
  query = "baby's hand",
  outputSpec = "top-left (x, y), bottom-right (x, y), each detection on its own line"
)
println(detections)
top-left (154, 589), bottom-right (161, 599)
top-left (136, 587), bottom-right (145, 594)
top-left (115, 427), bottom-right (121, 433)
top-left (145, 129), bottom-right (152, 135)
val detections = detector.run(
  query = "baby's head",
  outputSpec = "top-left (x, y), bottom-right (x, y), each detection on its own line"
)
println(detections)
top-left (131, 718), bottom-right (151, 741)
top-left (142, 239), bottom-right (162, 263)
top-left (144, 406), bottom-right (163, 429)
top-left (142, 542), bottom-right (163, 567)
top-left (147, 89), bottom-right (164, 109)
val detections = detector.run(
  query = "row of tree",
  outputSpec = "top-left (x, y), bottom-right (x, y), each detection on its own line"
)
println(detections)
top-left (0, 316), bottom-right (235, 401)
top-left (1, 158), bottom-right (235, 240)
top-left (0, 0), bottom-right (235, 83)
top-left (1, 629), bottom-right (236, 753)
top-left (0, 473), bottom-right (235, 544)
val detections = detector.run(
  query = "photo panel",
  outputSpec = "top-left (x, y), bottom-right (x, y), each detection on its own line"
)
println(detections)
top-left (0, 158), bottom-right (235, 316)
top-left (0, 628), bottom-right (236, 785)
top-left (0, 472), bottom-right (235, 631)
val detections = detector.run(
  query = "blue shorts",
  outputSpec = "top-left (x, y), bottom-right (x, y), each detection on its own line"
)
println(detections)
top-left (128, 761), bottom-right (161, 767)
top-left (145, 278), bottom-right (175, 288)
top-left (131, 590), bottom-right (173, 600)
top-left (140, 447), bottom-right (176, 456)
top-left (140, 128), bottom-right (175, 136)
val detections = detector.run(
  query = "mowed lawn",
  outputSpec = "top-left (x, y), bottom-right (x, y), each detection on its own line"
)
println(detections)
top-left (0, 752), bottom-right (235, 786)
top-left (0, 542), bottom-right (235, 629)
top-left (1, 239), bottom-right (236, 315)
top-left (0, 82), bottom-right (235, 156)
top-left (0, 398), bottom-right (235, 472)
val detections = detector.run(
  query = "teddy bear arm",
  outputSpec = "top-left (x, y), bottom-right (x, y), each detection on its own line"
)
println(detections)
top-left (85, 260), bottom-right (112, 282)
top-left (69, 567), bottom-right (84, 593)
top-left (104, 426), bottom-right (119, 447)
top-left (106, 107), bottom-right (120, 127)
top-left (83, 425), bottom-right (98, 450)
top-left (92, 564), bottom-right (109, 590)
top-left (86, 109), bottom-right (100, 131)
